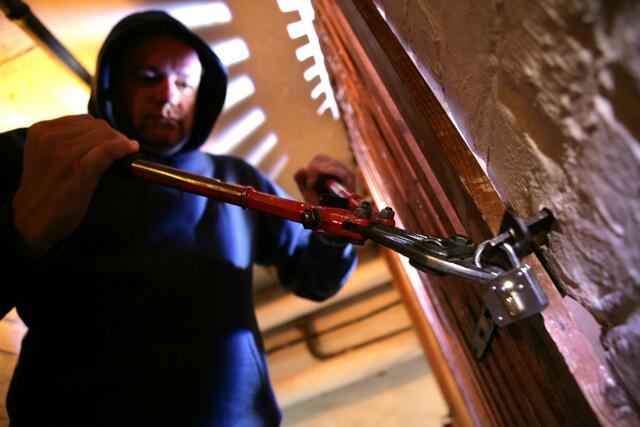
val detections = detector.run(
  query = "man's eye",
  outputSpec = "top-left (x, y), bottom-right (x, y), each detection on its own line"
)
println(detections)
top-left (136, 70), bottom-right (158, 81)
top-left (176, 80), bottom-right (193, 90)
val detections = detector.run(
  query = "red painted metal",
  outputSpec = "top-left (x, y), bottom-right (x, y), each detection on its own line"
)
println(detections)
top-left (129, 158), bottom-right (394, 243)
top-left (323, 177), bottom-right (371, 213)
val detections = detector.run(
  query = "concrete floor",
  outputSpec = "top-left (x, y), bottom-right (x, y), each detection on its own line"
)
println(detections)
top-left (282, 358), bottom-right (448, 427)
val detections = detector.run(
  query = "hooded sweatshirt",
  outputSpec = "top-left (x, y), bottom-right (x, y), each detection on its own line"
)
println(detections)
top-left (0, 11), bottom-right (355, 427)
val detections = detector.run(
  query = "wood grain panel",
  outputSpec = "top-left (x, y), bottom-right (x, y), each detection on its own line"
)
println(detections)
top-left (313, 0), bottom-right (635, 426)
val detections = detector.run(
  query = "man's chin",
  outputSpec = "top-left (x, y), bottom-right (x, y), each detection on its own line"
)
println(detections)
top-left (139, 135), bottom-right (188, 157)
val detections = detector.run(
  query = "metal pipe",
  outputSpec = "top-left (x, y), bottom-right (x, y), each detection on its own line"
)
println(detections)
top-left (0, 0), bottom-right (92, 86)
top-left (131, 158), bottom-right (312, 224)
top-left (273, 330), bottom-right (424, 409)
top-left (256, 257), bottom-right (392, 332)
top-left (131, 158), bottom-right (248, 205)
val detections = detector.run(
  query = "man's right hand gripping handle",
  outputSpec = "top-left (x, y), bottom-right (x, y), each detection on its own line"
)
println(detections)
top-left (11, 114), bottom-right (139, 256)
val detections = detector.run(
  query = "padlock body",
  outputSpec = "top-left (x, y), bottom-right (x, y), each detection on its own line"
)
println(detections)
top-left (483, 265), bottom-right (549, 327)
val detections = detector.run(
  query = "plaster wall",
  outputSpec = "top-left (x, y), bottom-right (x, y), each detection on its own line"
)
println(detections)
top-left (374, 0), bottom-right (640, 409)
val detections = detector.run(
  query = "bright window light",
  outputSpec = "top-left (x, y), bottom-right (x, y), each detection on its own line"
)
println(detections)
top-left (317, 97), bottom-right (334, 117)
top-left (246, 133), bottom-right (278, 166)
top-left (286, 20), bottom-right (307, 39)
top-left (310, 83), bottom-right (324, 100)
top-left (276, 0), bottom-right (299, 13)
top-left (211, 38), bottom-right (250, 67)
top-left (303, 65), bottom-right (320, 81)
top-left (167, 2), bottom-right (232, 28)
top-left (223, 74), bottom-right (256, 111)
top-left (206, 108), bottom-right (266, 154)
top-left (277, 0), bottom-right (340, 119)
top-left (295, 43), bottom-right (314, 62)
top-left (267, 154), bottom-right (289, 180)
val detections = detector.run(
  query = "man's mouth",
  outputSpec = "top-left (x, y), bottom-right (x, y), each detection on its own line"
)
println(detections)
top-left (144, 115), bottom-right (180, 127)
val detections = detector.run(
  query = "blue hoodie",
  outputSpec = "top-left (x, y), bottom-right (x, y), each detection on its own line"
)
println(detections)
top-left (0, 11), bottom-right (355, 427)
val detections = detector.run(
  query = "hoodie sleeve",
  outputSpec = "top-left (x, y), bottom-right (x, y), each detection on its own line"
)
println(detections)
top-left (0, 199), bottom-right (23, 317)
top-left (0, 129), bottom-right (65, 320)
top-left (247, 163), bottom-right (357, 301)
top-left (0, 129), bottom-right (28, 318)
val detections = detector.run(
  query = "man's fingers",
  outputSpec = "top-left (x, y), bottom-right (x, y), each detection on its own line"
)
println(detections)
top-left (294, 169), bottom-right (308, 189)
top-left (294, 155), bottom-right (356, 206)
top-left (28, 117), bottom-right (116, 157)
top-left (29, 114), bottom-right (95, 136)
top-left (80, 138), bottom-right (139, 179)
top-left (326, 167), bottom-right (355, 191)
top-left (33, 114), bottom-right (93, 127)
top-left (302, 164), bottom-right (355, 192)
top-left (305, 170), bottom-right (320, 190)
top-left (34, 118), bottom-right (112, 142)
top-left (63, 123), bottom-right (127, 159)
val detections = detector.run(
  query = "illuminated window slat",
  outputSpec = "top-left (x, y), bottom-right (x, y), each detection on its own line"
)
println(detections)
top-left (211, 38), bottom-right (250, 67)
top-left (317, 97), bottom-right (333, 116)
top-left (277, 0), bottom-right (340, 119)
top-left (303, 65), bottom-right (320, 81)
top-left (310, 83), bottom-right (325, 100)
top-left (168, 2), bottom-right (232, 28)
top-left (206, 108), bottom-right (266, 154)
top-left (295, 43), bottom-right (314, 62)
top-left (246, 133), bottom-right (278, 166)
top-left (267, 154), bottom-right (289, 180)
top-left (223, 74), bottom-right (256, 111)
top-left (276, 0), bottom-right (299, 13)
top-left (287, 20), bottom-right (307, 39)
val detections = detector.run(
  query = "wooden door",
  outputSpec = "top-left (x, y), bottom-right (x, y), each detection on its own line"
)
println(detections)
top-left (312, 1), bottom-right (639, 426)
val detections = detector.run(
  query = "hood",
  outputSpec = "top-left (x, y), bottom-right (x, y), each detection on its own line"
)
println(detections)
top-left (89, 11), bottom-right (227, 155)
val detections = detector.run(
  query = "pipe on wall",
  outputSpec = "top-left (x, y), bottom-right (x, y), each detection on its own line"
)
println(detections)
top-left (0, 0), bottom-right (91, 85)
top-left (256, 257), bottom-right (392, 332)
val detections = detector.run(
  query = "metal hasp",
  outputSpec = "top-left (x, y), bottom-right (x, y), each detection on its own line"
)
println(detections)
top-left (349, 206), bottom-right (554, 360)
top-left (469, 208), bottom-right (554, 359)
top-left (482, 243), bottom-right (549, 328)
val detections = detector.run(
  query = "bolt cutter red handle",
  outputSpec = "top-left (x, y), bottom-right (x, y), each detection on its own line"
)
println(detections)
top-left (127, 157), bottom-right (395, 243)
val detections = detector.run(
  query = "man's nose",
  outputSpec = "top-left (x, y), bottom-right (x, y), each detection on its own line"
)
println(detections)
top-left (157, 77), bottom-right (180, 105)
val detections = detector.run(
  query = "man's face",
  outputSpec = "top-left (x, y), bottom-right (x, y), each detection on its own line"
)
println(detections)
top-left (117, 34), bottom-right (202, 156)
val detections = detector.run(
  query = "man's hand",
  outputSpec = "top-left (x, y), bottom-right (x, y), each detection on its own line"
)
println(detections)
top-left (12, 114), bottom-right (139, 256)
top-left (294, 154), bottom-right (356, 205)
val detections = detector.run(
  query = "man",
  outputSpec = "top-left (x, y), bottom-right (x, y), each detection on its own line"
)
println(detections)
top-left (0, 11), bottom-right (356, 427)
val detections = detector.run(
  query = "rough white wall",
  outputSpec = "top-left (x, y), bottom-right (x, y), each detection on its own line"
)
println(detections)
top-left (374, 0), bottom-right (640, 410)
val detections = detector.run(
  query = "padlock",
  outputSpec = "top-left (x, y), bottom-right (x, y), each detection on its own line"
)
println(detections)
top-left (481, 243), bottom-right (549, 327)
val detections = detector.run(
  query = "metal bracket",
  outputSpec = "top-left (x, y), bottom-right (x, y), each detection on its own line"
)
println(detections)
top-left (470, 307), bottom-right (496, 359)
